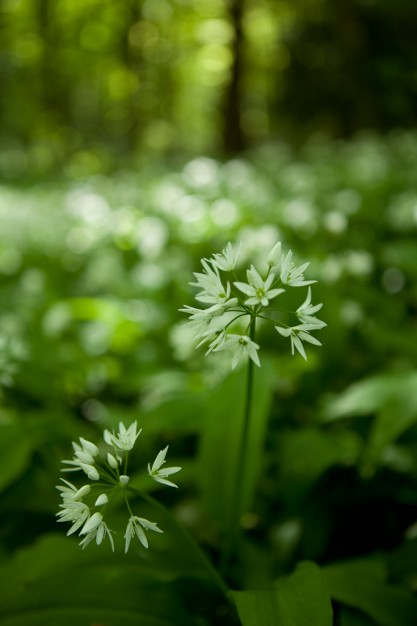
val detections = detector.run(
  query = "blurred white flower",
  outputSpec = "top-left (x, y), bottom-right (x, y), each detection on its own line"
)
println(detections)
top-left (280, 251), bottom-right (315, 287)
top-left (215, 334), bottom-right (260, 369)
top-left (267, 242), bottom-right (282, 268)
top-left (210, 241), bottom-right (241, 271)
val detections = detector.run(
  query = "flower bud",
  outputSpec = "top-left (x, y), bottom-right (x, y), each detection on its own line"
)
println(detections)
top-left (267, 242), bottom-right (281, 268)
top-left (107, 452), bottom-right (119, 469)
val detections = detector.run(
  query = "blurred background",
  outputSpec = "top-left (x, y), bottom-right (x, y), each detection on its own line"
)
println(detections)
top-left (1, 0), bottom-right (417, 624)
top-left (1, 0), bottom-right (417, 175)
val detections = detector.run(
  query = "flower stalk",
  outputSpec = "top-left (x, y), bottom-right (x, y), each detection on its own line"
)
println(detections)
top-left (221, 315), bottom-right (257, 577)
top-left (181, 240), bottom-right (326, 580)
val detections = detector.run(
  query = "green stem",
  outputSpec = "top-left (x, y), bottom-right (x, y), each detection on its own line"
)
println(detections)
top-left (221, 316), bottom-right (256, 578)
top-left (127, 486), bottom-right (229, 597)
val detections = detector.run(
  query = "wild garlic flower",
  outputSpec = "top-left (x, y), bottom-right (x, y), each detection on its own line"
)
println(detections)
top-left (148, 446), bottom-right (182, 488)
top-left (181, 241), bottom-right (326, 365)
top-left (124, 516), bottom-right (163, 552)
top-left (56, 421), bottom-right (181, 552)
top-left (103, 421), bottom-right (141, 451)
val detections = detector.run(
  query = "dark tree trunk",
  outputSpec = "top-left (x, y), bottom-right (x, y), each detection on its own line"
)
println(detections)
top-left (222, 0), bottom-right (246, 154)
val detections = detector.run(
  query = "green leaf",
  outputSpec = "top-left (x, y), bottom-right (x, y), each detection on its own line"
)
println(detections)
top-left (198, 358), bottom-right (275, 530)
top-left (368, 389), bottom-right (417, 462)
top-left (321, 371), bottom-right (417, 422)
top-left (323, 556), bottom-right (417, 626)
top-left (232, 561), bottom-right (333, 626)
top-left (0, 534), bottom-right (208, 626)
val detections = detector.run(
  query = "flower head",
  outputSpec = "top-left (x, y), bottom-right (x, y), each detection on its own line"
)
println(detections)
top-left (181, 240), bottom-right (325, 364)
top-left (57, 422), bottom-right (181, 552)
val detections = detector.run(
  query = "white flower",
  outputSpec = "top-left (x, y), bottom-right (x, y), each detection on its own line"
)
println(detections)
top-left (80, 511), bottom-right (103, 535)
top-left (179, 304), bottom-right (223, 337)
top-left (56, 500), bottom-right (91, 536)
top-left (275, 323), bottom-right (322, 360)
top-left (148, 446), bottom-right (182, 488)
top-left (280, 251), bottom-right (316, 287)
top-left (214, 333), bottom-right (260, 369)
top-left (56, 479), bottom-right (91, 501)
top-left (103, 421), bottom-right (141, 451)
top-left (191, 260), bottom-right (237, 307)
top-left (78, 438), bottom-right (99, 457)
top-left (79, 518), bottom-right (115, 551)
top-left (61, 436), bottom-right (100, 479)
top-left (296, 287), bottom-right (326, 327)
top-left (234, 266), bottom-right (284, 307)
top-left (195, 326), bottom-right (226, 354)
top-left (61, 459), bottom-right (100, 481)
top-left (267, 242), bottom-right (282, 268)
top-left (210, 242), bottom-right (241, 271)
top-left (124, 516), bottom-right (163, 552)
top-left (57, 422), bottom-right (177, 552)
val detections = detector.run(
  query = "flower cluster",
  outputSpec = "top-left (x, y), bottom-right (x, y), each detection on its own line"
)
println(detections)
top-left (57, 422), bottom-right (181, 552)
top-left (181, 241), bottom-right (326, 366)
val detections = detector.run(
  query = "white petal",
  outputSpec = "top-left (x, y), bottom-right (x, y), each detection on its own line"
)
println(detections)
top-left (80, 512), bottom-right (103, 534)
top-left (151, 446), bottom-right (168, 472)
top-left (234, 281), bottom-right (255, 297)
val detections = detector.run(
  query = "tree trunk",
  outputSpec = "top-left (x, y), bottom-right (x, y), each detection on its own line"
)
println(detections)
top-left (221, 0), bottom-right (246, 154)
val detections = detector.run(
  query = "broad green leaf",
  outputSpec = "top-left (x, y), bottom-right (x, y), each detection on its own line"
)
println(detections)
top-left (198, 358), bottom-right (275, 530)
top-left (232, 561), bottom-right (332, 626)
top-left (323, 556), bottom-right (417, 626)
top-left (232, 589), bottom-right (279, 626)
top-left (0, 534), bottom-right (223, 626)
top-left (0, 421), bottom-right (32, 492)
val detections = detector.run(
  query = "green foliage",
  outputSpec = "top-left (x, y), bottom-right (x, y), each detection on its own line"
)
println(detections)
top-left (0, 534), bottom-right (229, 626)
top-left (1, 131), bottom-right (417, 623)
top-left (0, 420), bottom-right (32, 491)
top-left (232, 561), bottom-right (333, 626)
top-left (323, 557), bottom-right (417, 626)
